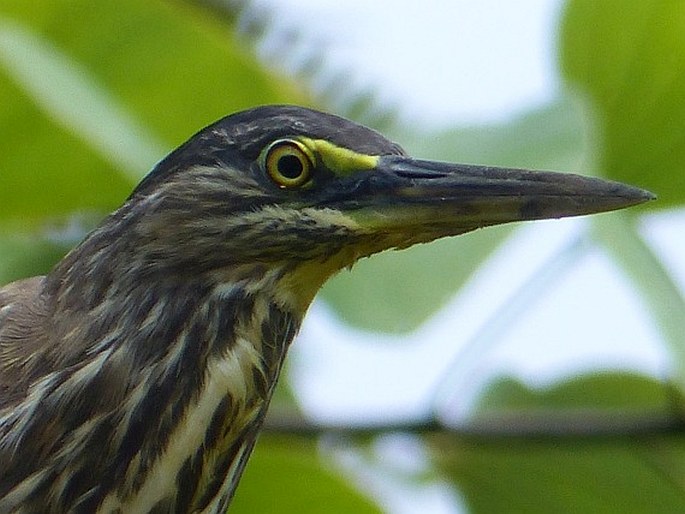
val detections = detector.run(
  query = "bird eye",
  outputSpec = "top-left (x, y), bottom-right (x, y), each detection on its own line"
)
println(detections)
top-left (264, 139), bottom-right (313, 188)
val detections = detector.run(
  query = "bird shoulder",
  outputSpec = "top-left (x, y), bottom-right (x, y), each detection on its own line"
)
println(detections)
top-left (0, 276), bottom-right (50, 410)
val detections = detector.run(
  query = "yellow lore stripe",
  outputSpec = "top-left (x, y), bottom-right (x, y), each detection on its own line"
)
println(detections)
top-left (300, 138), bottom-right (379, 176)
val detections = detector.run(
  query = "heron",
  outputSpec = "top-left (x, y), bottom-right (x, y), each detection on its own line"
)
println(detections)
top-left (0, 105), bottom-right (652, 513)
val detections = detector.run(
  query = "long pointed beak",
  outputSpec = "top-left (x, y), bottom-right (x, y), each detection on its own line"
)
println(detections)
top-left (334, 155), bottom-right (654, 242)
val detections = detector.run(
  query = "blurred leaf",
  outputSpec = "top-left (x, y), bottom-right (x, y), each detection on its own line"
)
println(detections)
top-left (560, 0), bottom-right (685, 388)
top-left (321, 98), bottom-right (587, 333)
top-left (405, 96), bottom-right (589, 172)
top-left (594, 214), bottom-right (685, 392)
top-left (476, 372), bottom-right (675, 413)
top-left (560, 0), bottom-right (685, 208)
top-left (469, 371), bottom-right (680, 437)
top-left (433, 435), bottom-right (685, 514)
top-left (0, 233), bottom-right (71, 284)
top-left (322, 228), bottom-right (508, 333)
top-left (433, 371), bottom-right (685, 513)
top-left (0, 73), bottom-right (134, 225)
top-left (0, 17), bottom-right (167, 180)
top-left (232, 435), bottom-right (381, 514)
top-left (0, 0), bottom-right (302, 225)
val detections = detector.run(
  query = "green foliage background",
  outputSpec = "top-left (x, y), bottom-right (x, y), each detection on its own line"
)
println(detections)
top-left (1, 0), bottom-right (684, 512)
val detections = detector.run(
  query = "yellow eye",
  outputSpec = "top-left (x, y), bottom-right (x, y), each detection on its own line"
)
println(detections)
top-left (264, 139), bottom-right (313, 188)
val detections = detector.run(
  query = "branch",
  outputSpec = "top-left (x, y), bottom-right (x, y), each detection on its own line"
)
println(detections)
top-left (262, 408), bottom-right (685, 440)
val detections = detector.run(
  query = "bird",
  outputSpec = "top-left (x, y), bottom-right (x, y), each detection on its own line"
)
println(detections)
top-left (0, 105), bottom-right (652, 513)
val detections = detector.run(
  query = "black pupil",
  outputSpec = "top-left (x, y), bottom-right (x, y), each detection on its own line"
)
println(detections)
top-left (277, 154), bottom-right (304, 179)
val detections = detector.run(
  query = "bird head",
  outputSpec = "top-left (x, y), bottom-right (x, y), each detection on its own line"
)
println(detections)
top-left (75, 105), bottom-right (651, 313)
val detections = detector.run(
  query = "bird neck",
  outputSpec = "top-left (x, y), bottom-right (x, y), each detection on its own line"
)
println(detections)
top-left (99, 273), bottom-right (300, 512)
top-left (32, 256), bottom-right (306, 512)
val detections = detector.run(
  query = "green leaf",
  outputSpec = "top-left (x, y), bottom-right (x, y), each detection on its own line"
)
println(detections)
top-left (434, 372), bottom-right (685, 514)
top-left (560, 0), bottom-right (685, 208)
top-left (560, 0), bottom-right (685, 389)
top-left (405, 96), bottom-right (589, 172)
top-left (0, 0), bottom-right (303, 225)
top-left (322, 228), bottom-right (509, 333)
top-left (231, 435), bottom-right (381, 514)
top-left (0, 17), bottom-right (167, 181)
top-left (593, 214), bottom-right (685, 393)
top-left (0, 62), bottom-right (135, 223)
top-left (434, 435), bottom-right (685, 514)
top-left (0, 232), bottom-right (71, 284)
top-left (476, 372), bottom-right (675, 413)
